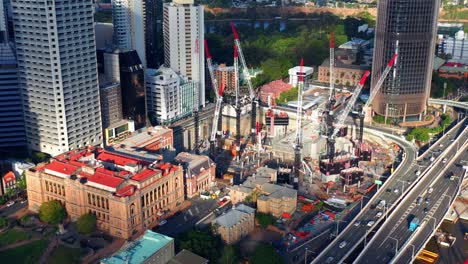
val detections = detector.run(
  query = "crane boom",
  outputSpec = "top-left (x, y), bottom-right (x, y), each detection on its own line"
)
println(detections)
top-left (211, 84), bottom-right (224, 142)
top-left (231, 22), bottom-right (255, 100)
top-left (332, 71), bottom-right (370, 138)
top-left (204, 39), bottom-right (220, 100)
top-left (362, 54), bottom-right (398, 112)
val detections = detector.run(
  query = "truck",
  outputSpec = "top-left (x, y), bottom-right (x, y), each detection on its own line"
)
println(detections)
top-left (409, 217), bottom-right (420, 232)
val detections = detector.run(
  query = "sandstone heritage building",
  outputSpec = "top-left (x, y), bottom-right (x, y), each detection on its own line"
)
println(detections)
top-left (26, 147), bottom-right (184, 239)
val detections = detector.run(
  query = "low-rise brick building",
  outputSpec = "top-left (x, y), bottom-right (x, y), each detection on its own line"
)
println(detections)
top-left (212, 204), bottom-right (255, 245)
top-left (26, 147), bottom-right (184, 239)
top-left (256, 183), bottom-right (297, 218)
top-left (173, 152), bottom-right (216, 198)
top-left (318, 58), bottom-right (369, 88)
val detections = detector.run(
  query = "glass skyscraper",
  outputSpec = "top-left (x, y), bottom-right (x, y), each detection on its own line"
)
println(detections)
top-left (371, 0), bottom-right (440, 121)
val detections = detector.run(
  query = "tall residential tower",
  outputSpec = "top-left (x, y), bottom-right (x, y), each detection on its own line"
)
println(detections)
top-left (371, 0), bottom-right (440, 121)
top-left (11, 0), bottom-right (102, 156)
top-left (163, 0), bottom-right (205, 108)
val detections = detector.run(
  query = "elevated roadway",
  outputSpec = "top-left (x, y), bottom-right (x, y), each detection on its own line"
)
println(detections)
top-left (311, 119), bottom-right (467, 264)
top-left (354, 121), bottom-right (468, 263)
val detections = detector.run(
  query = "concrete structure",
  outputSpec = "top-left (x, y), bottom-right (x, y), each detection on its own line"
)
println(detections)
top-left (212, 204), bottom-right (255, 244)
top-left (0, 43), bottom-right (26, 149)
top-left (104, 120), bottom-right (136, 146)
top-left (259, 80), bottom-right (293, 105)
top-left (26, 147), bottom-right (184, 239)
top-left (111, 0), bottom-right (146, 66)
top-left (101, 230), bottom-right (175, 264)
top-left (371, 0), bottom-right (440, 120)
top-left (99, 82), bottom-right (123, 129)
top-left (173, 152), bottom-right (215, 198)
top-left (437, 22), bottom-right (464, 38)
top-left (169, 250), bottom-right (208, 264)
top-left (289, 65), bottom-right (313, 87)
top-left (99, 49), bottom-right (147, 129)
top-left (438, 30), bottom-right (468, 64)
top-left (214, 63), bottom-right (236, 95)
top-left (318, 58), bottom-right (369, 87)
top-left (106, 126), bottom-right (175, 162)
top-left (163, 0), bottom-right (205, 108)
top-left (146, 67), bottom-right (196, 125)
top-left (11, 0), bottom-right (102, 156)
top-left (1, 171), bottom-right (16, 196)
top-left (95, 23), bottom-right (114, 49)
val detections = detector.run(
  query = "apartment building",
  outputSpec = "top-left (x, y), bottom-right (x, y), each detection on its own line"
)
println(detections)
top-left (26, 147), bottom-right (184, 239)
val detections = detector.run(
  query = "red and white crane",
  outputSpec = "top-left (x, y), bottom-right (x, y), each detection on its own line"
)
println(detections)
top-left (231, 22), bottom-right (257, 143)
top-left (294, 58), bottom-right (305, 184)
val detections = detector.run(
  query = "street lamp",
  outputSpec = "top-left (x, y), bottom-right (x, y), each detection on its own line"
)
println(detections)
top-left (388, 236), bottom-right (399, 256)
top-left (408, 243), bottom-right (416, 259)
top-left (304, 247), bottom-right (315, 264)
top-left (428, 216), bottom-right (437, 230)
top-left (335, 220), bottom-right (347, 237)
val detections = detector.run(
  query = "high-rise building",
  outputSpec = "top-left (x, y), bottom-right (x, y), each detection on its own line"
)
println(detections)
top-left (371, 0), bottom-right (440, 121)
top-left (163, 0), bottom-right (205, 108)
top-left (439, 30), bottom-right (468, 64)
top-left (99, 82), bottom-right (123, 128)
top-left (99, 49), bottom-right (147, 130)
top-left (11, 0), bottom-right (102, 156)
top-left (0, 1), bottom-right (7, 43)
top-left (111, 0), bottom-right (146, 66)
top-left (144, 0), bottom-right (163, 69)
top-left (0, 43), bottom-right (26, 150)
top-left (146, 67), bottom-right (196, 125)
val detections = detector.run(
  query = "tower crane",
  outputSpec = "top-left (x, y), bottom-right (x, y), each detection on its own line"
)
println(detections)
top-left (324, 32), bottom-right (337, 163)
top-left (293, 58), bottom-right (305, 186)
top-left (193, 38), bottom-right (200, 154)
top-left (204, 39), bottom-right (223, 155)
top-left (358, 54), bottom-right (398, 143)
top-left (231, 22), bottom-right (257, 144)
top-left (233, 42), bottom-right (242, 156)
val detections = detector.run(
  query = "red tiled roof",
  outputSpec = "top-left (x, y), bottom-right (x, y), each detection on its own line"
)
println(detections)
top-left (115, 185), bottom-right (136, 197)
top-left (131, 169), bottom-right (157, 182)
top-left (2, 171), bottom-right (15, 182)
top-left (87, 172), bottom-right (124, 189)
top-left (97, 151), bottom-right (146, 167)
top-left (260, 80), bottom-right (292, 94)
top-left (43, 161), bottom-right (78, 176)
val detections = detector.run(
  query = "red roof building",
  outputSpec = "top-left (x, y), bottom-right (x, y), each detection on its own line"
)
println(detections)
top-left (1, 171), bottom-right (16, 196)
top-left (259, 80), bottom-right (293, 105)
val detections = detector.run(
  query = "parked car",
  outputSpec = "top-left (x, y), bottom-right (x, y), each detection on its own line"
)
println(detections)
top-left (159, 220), bottom-right (167, 226)
top-left (376, 212), bottom-right (383, 218)
top-left (6, 201), bottom-right (15, 207)
top-left (367, 221), bottom-right (375, 227)
top-left (415, 170), bottom-right (421, 176)
top-left (393, 188), bottom-right (399, 194)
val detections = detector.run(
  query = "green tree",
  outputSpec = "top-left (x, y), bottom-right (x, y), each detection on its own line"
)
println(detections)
top-left (0, 217), bottom-right (7, 228)
top-left (250, 243), bottom-right (284, 264)
top-left (76, 213), bottom-right (96, 234)
top-left (256, 213), bottom-right (276, 228)
top-left (16, 172), bottom-right (27, 191)
top-left (38, 200), bottom-right (67, 225)
top-left (31, 152), bottom-right (51, 164)
top-left (177, 230), bottom-right (222, 262)
top-left (219, 245), bottom-right (239, 264)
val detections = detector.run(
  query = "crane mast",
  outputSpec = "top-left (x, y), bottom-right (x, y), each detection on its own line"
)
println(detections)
top-left (358, 53), bottom-right (398, 143)
top-left (193, 38), bottom-right (200, 154)
top-left (325, 32), bottom-right (337, 163)
top-left (231, 22), bottom-right (257, 144)
top-left (234, 43), bottom-right (242, 153)
top-left (294, 58), bottom-right (305, 185)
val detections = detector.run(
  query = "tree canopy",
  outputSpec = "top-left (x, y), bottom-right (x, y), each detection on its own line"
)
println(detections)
top-left (250, 243), bottom-right (284, 264)
top-left (38, 200), bottom-right (67, 225)
top-left (177, 230), bottom-right (223, 262)
top-left (219, 245), bottom-right (239, 264)
top-left (77, 213), bottom-right (97, 234)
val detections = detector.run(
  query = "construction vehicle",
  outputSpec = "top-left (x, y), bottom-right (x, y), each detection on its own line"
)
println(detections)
top-left (204, 39), bottom-right (223, 156)
top-left (231, 22), bottom-right (257, 144)
top-left (409, 217), bottom-right (420, 232)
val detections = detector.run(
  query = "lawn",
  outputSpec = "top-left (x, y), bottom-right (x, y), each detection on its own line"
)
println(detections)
top-left (48, 245), bottom-right (87, 264)
top-left (0, 239), bottom-right (49, 264)
top-left (0, 228), bottom-right (29, 247)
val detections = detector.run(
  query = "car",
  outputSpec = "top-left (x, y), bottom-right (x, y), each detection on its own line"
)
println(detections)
top-left (325, 257), bottom-right (334, 264)
top-left (443, 158), bottom-right (447, 164)
top-left (425, 198), bottom-right (430, 204)
top-left (159, 220), bottom-right (167, 226)
top-left (416, 197), bottom-right (423, 205)
top-left (367, 221), bottom-right (375, 227)
top-left (354, 221), bottom-right (361, 227)
top-left (20, 199), bottom-right (27, 204)
top-left (423, 208), bottom-right (429, 214)
top-left (428, 187), bottom-right (433, 194)
top-left (393, 188), bottom-right (399, 194)
top-left (416, 170), bottom-right (421, 176)
top-left (339, 241), bottom-right (347, 248)
top-left (376, 212), bottom-right (383, 218)
top-left (6, 201), bottom-right (15, 207)
top-left (439, 144), bottom-right (444, 148)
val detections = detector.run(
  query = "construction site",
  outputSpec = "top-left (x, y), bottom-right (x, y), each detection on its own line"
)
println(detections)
top-left (197, 24), bottom-right (400, 231)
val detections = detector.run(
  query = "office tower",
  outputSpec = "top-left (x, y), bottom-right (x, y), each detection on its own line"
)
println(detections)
top-left (99, 82), bottom-right (123, 128)
top-left (0, 1), bottom-right (6, 42)
top-left (146, 67), bottom-right (196, 125)
top-left (11, 0), bottom-right (102, 156)
top-left (111, 0), bottom-right (146, 66)
top-left (100, 49), bottom-right (147, 129)
top-left (0, 43), bottom-right (26, 150)
top-left (371, 0), bottom-right (440, 121)
top-left (145, 0), bottom-right (162, 69)
top-left (163, 0), bottom-right (205, 108)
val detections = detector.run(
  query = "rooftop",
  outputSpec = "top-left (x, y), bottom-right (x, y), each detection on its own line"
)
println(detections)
top-left (173, 152), bottom-right (214, 178)
top-left (320, 58), bottom-right (369, 70)
top-left (213, 204), bottom-right (255, 228)
top-left (168, 250), bottom-right (209, 264)
top-left (101, 230), bottom-right (174, 264)
top-left (260, 80), bottom-right (293, 94)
